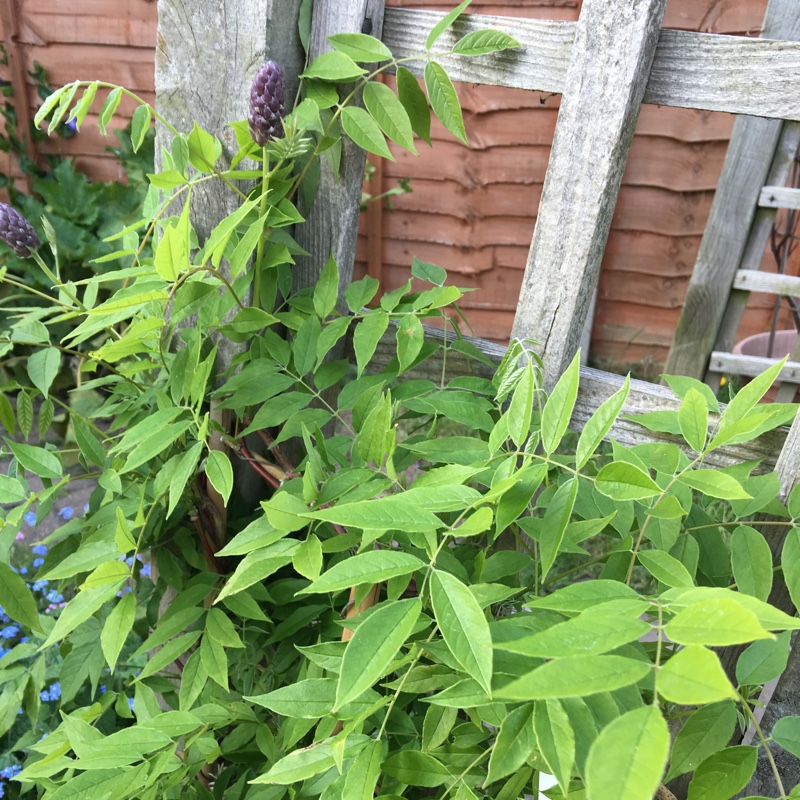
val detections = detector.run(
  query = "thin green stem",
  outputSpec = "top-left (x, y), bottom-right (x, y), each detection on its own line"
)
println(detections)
top-left (253, 146), bottom-right (270, 309)
top-left (739, 692), bottom-right (788, 799)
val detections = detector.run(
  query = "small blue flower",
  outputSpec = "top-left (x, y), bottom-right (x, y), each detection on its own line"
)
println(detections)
top-left (140, 564), bottom-right (151, 578)
top-left (83, 504), bottom-right (90, 513)
top-left (0, 650), bottom-right (8, 659)
top-left (125, 556), bottom-right (135, 568)
top-left (18, 567), bottom-right (27, 576)
top-left (0, 626), bottom-right (19, 640)
top-left (57, 507), bottom-right (73, 521)
top-left (19, 637), bottom-right (28, 644)
top-left (99, 684), bottom-right (106, 694)
top-left (23, 511), bottom-right (36, 527)
top-left (32, 580), bottom-right (48, 592)
top-left (32, 558), bottom-right (44, 569)
top-left (45, 590), bottom-right (63, 604)
top-left (32, 544), bottom-right (47, 556)
top-left (127, 697), bottom-right (135, 711)
top-left (65, 118), bottom-right (78, 132)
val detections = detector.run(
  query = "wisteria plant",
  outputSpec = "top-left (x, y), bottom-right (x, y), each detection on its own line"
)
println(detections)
top-left (3, 4), bottom-right (800, 800)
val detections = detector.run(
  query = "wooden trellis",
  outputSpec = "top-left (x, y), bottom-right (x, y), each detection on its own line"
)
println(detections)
top-left (156, 0), bottom-right (800, 794)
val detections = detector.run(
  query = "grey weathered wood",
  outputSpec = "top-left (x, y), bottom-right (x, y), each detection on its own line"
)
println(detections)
top-left (665, 0), bottom-right (800, 380)
top-left (508, 0), bottom-right (667, 390)
top-left (760, 185), bottom-right (800, 210)
top-left (733, 270), bottom-right (800, 296)
top-left (709, 351), bottom-right (800, 382)
top-left (292, 0), bottom-right (387, 304)
top-left (383, 7), bottom-right (800, 120)
top-left (354, 322), bottom-right (787, 473)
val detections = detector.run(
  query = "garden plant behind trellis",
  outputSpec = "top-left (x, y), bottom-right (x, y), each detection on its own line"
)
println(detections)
top-left (2, 0), bottom-right (800, 799)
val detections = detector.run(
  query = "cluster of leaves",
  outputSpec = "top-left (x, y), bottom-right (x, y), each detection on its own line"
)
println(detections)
top-left (1, 3), bottom-right (800, 799)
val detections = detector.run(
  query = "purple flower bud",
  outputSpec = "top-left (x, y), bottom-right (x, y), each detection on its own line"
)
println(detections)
top-left (248, 60), bottom-right (286, 146)
top-left (0, 203), bottom-right (40, 257)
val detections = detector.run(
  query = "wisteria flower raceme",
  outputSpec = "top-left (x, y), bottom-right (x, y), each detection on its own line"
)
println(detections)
top-left (248, 60), bottom-right (286, 146)
top-left (0, 203), bottom-right (40, 257)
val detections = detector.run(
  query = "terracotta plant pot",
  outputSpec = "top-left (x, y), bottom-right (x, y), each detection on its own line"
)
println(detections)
top-left (733, 329), bottom-right (799, 359)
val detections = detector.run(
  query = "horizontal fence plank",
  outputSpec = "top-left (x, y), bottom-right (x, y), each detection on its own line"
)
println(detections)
top-left (759, 185), bottom-right (800, 209)
top-left (710, 350), bottom-right (800, 381)
top-left (732, 269), bottom-right (800, 295)
top-left (383, 8), bottom-right (800, 120)
top-left (348, 321), bottom-right (787, 472)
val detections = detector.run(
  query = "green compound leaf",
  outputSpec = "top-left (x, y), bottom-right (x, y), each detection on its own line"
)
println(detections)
top-left (363, 81), bottom-right (416, 154)
top-left (206, 450), bottom-right (233, 508)
top-left (686, 746), bottom-right (757, 800)
top-left (657, 645), bottom-right (737, 705)
top-left (595, 461), bottom-right (661, 501)
top-left (730, 525), bottom-right (773, 602)
top-left (771, 716), bottom-right (800, 759)
top-left (335, 598), bottom-right (421, 710)
top-left (678, 387), bottom-right (708, 452)
top-left (397, 66), bottom-right (432, 146)
top-left (426, 0), bottom-right (473, 50)
top-left (576, 374), bottom-right (630, 469)
top-left (486, 703), bottom-right (534, 785)
top-left (585, 706), bottom-right (669, 800)
top-left (0, 562), bottom-right (42, 632)
top-left (666, 701), bottom-right (737, 781)
top-left (678, 468), bottom-right (752, 500)
top-left (430, 568), bottom-right (493, 693)
top-left (328, 32), bottom-right (392, 63)
top-left (664, 597), bottom-right (772, 646)
top-left (302, 50), bottom-right (367, 81)
top-left (425, 61), bottom-right (468, 145)
top-left (534, 699), bottom-right (575, 796)
top-left (342, 106), bottom-right (394, 160)
top-left (453, 28), bottom-right (522, 56)
top-left (100, 592), bottom-right (135, 671)
top-left (27, 347), bottom-right (60, 398)
top-left (300, 551), bottom-right (424, 594)
top-left (541, 350), bottom-right (580, 454)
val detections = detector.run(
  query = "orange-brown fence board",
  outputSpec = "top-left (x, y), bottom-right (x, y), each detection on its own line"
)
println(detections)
top-left (1, 0), bottom-right (790, 377)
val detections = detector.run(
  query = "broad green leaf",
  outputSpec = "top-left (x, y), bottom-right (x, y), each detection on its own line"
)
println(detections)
top-left (782, 527), bottom-right (800, 613)
top-left (46, 770), bottom-right (124, 800)
top-left (0, 474), bottom-right (26, 503)
top-left (27, 347), bottom-right (60, 398)
top-left (253, 735), bottom-right (371, 784)
top-left (353, 310), bottom-right (390, 377)
top-left (314, 253), bottom-right (339, 319)
top-left (200, 635), bottom-right (228, 688)
top-left (637, 549), bottom-right (694, 588)
top-left (526, 579), bottom-right (640, 613)
top-left (424, 61), bottom-right (468, 145)
top-left (206, 450), bottom-right (233, 507)
top-left (411, 256), bottom-right (446, 285)
top-left (431, 569), bottom-right (493, 693)
top-left (345, 274), bottom-right (380, 313)
top-left (718, 357), bottom-right (786, 431)
top-left (16, 390), bottom-right (32, 438)
top-left (206, 606), bottom-right (244, 648)
top-left (666, 702), bottom-right (737, 781)
top-left (396, 314), bottom-right (425, 372)
top-left (507, 359), bottom-right (535, 448)
top-left (539, 477), bottom-right (579, 582)
top-left (576, 374), bottom-right (630, 469)
top-left (215, 539), bottom-right (299, 601)
top-left (356, 390), bottom-right (392, 465)
top-left (363, 81), bottom-right (416, 154)
top-left (422, 704), bottom-right (458, 752)
top-left (306, 493), bottom-right (440, 533)
top-left (585, 706), bottom-right (669, 800)
top-left (343, 739), bottom-right (383, 800)
top-left (497, 607), bottom-right (649, 658)
top-left (154, 223), bottom-right (186, 281)
top-left (426, 0), bottom-right (472, 49)
top-left (120, 420), bottom-right (193, 474)
top-left (771, 716), bottom-right (800, 759)
top-left (396, 66), bottom-right (432, 146)
top-left (541, 350), bottom-right (580, 454)
top-left (664, 597), bottom-right (772, 646)
top-left (382, 750), bottom-right (452, 787)
top-left (6, 440), bottom-right (62, 479)
top-left (0, 562), bottom-right (42, 631)
top-left (187, 121), bottom-right (221, 173)
top-left (300, 537), bottom-right (379, 586)
top-left (486, 704), bottom-right (534, 785)
top-left (137, 630), bottom-right (202, 681)
top-left (496, 655), bottom-right (650, 700)
top-left (678, 469), bottom-right (751, 500)
top-left (534, 699), bottom-right (575, 795)
top-left (342, 106), bottom-right (394, 160)
top-left (248, 678), bottom-right (337, 718)
top-left (328, 32), bottom-right (392, 62)
top-left (452, 28), bottom-right (521, 56)
top-left (130, 103), bottom-right (151, 151)
top-left (73, 416), bottom-right (107, 467)
top-left (100, 593), bottom-right (135, 671)
top-left (403, 435), bottom-right (490, 466)
top-left (42, 581), bottom-right (124, 647)
top-left (335, 598), bottom-right (421, 709)
top-left (664, 374), bottom-right (721, 413)
top-left (293, 534), bottom-right (323, 581)
top-left (0, 393), bottom-right (13, 434)
top-left (595, 461), bottom-right (661, 501)
top-left (302, 50), bottom-right (367, 81)
top-left (455, 506), bottom-right (493, 537)
top-left (736, 631), bottom-right (791, 686)
top-left (731, 526), bottom-right (773, 601)
top-left (679, 388), bottom-right (708, 452)
top-left (687, 746), bottom-right (757, 800)
top-left (657, 645), bottom-right (737, 704)
top-left (167, 442), bottom-right (203, 517)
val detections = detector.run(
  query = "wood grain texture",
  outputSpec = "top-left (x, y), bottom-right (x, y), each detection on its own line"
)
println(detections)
top-left (383, 6), bottom-right (800, 119)
top-left (664, 25), bottom-right (800, 377)
top-left (733, 269), bottom-right (800, 295)
top-left (759, 184), bottom-right (800, 209)
top-left (510, 0), bottom-right (668, 389)
top-left (291, 0), bottom-right (387, 306)
top-left (710, 351), bottom-right (800, 380)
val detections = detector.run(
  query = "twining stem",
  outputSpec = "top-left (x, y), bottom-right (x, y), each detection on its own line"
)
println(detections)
top-left (739, 691), bottom-right (788, 799)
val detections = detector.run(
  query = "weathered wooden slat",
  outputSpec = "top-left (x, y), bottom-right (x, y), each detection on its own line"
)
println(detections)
top-left (759, 185), bottom-right (800, 209)
top-left (709, 351), bottom-right (800, 381)
top-left (663, 0), bottom-right (800, 380)
top-left (353, 322), bottom-right (787, 472)
top-left (509, 0), bottom-right (667, 390)
top-left (732, 269), bottom-right (800, 296)
top-left (292, 0), bottom-right (387, 306)
top-left (383, 6), bottom-right (800, 120)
